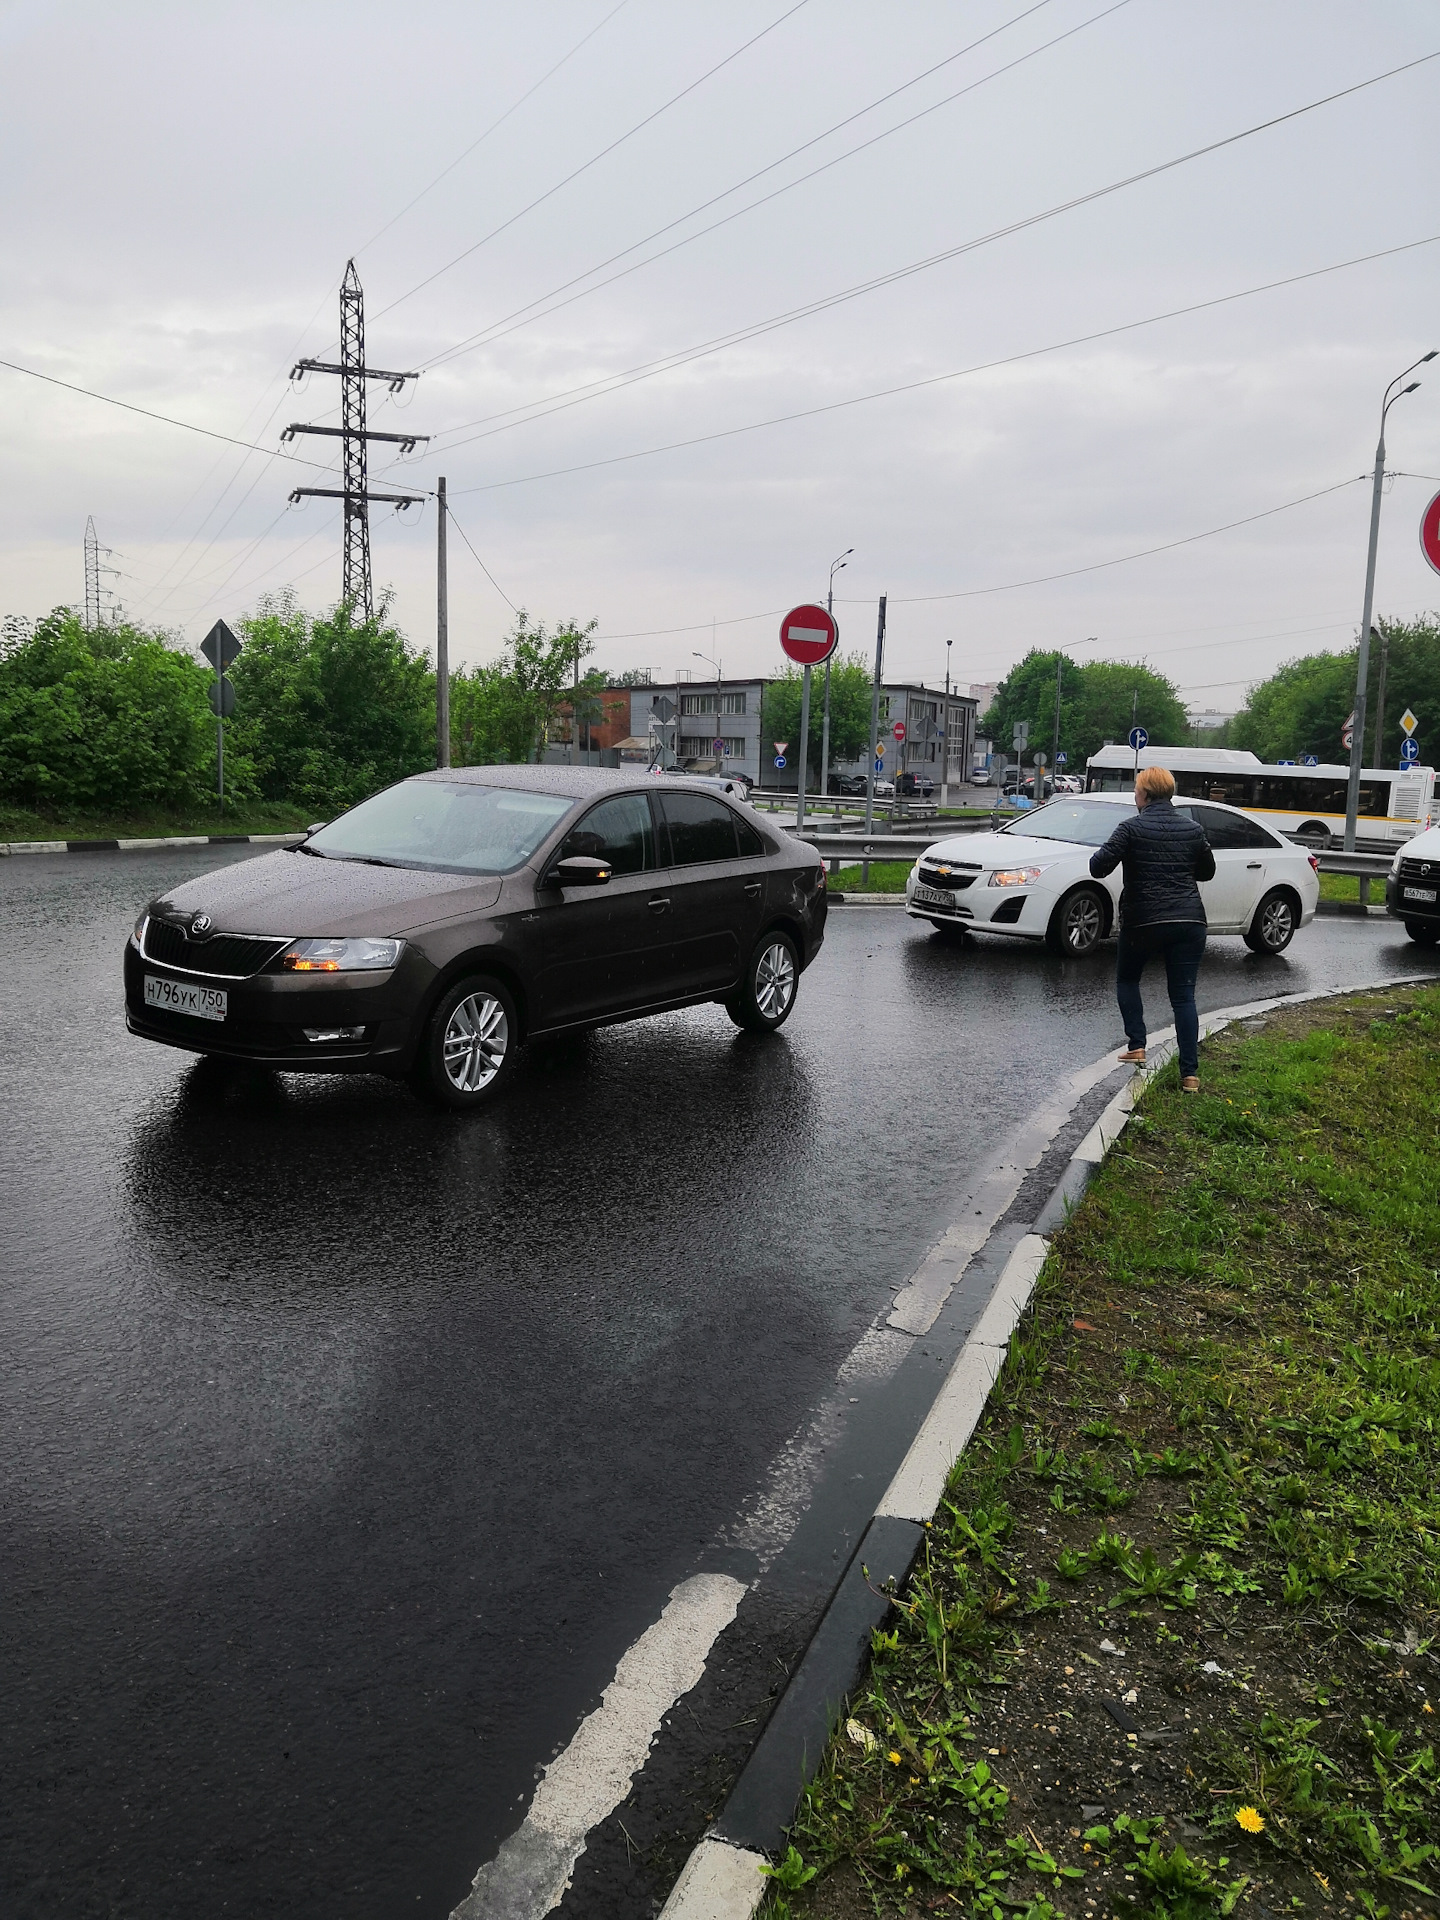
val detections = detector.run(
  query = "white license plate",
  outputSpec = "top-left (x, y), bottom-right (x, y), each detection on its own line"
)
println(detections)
top-left (145, 974), bottom-right (228, 1021)
top-left (912, 883), bottom-right (954, 907)
top-left (1403, 885), bottom-right (1438, 904)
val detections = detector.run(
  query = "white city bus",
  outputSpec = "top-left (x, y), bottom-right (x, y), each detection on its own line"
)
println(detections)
top-left (1083, 745), bottom-right (1434, 849)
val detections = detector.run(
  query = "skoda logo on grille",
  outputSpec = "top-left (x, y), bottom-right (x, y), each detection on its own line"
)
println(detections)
top-left (190, 913), bottom-right (214, 938)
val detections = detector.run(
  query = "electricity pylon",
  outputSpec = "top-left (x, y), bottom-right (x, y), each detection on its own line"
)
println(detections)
top-left (83, 516), bottom-right (121, 628)
top-left (285, 260), bottom-right (428, 621)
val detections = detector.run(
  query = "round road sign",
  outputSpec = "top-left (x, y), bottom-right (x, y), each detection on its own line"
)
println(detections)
top-left (1128, 726), bottom-right (1148, 751)
top-left (892, 720), bottom-right (906, 743)
top-left (1401, 738), bottom-right (1420, 762)
top-left (773, 754), bottom-right (787, 769)
top-left (779, 603), bottom-right (839, 666)
top-left (1421, 489), bottom-right (1440, 576)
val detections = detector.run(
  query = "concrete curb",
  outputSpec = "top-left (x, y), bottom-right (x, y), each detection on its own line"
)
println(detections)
top-left (1, 832), bottom-right (306, 856)
top-left (658, 971), bottom-right (1437, 1919)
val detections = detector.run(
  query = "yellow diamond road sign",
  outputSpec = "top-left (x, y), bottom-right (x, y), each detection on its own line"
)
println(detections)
top-left (1400, 708), bottom-right (1418, 736)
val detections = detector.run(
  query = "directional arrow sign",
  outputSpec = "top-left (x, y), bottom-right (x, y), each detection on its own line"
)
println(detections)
top-left (200, 619), bottom-right (242, 671)
top-left (1401, 708), bottom-right (1418, 736)
top-left (1401, 738), bottom-right (1420, 762)
top-left (1128, 726), bottom-right (1148, 751)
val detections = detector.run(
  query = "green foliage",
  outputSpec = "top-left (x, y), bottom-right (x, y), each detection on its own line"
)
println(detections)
top-left (1231, 617), bottom-right (1440, 764)
top-left (229, 593), bottom-right (436, 812)
top-left (980, 650), bottom-right (1189, 767)
top-left (450, 612), bottom-right (602, 766)
top-left (761, 653), bottom-right (877, 777)
top-left (0, 608), bottom-right (228, 812)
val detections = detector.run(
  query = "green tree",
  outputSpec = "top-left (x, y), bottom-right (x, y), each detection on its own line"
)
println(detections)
top-left (1231, 617), bottom-right (1440, 764)
top-left (229, 593), bottom-right (435, 811)
top-left (449, 613), bottom-right (603, 765)
top-left (760, 653), bottom-right (876, 780)
top-left (0, 608), bottom-right (226, 812)
top-left (981, 649), bottom-right (1188, 768)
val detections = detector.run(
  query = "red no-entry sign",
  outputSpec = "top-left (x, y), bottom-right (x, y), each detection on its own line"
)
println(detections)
top-left (1422, 489), bottom-right (1440, 576)
top-left (892, 720), bottom-right (906, 743)
top-left (779, 603), bottom-right (838, 666)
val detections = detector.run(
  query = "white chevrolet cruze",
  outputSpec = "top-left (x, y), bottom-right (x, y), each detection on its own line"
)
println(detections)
top-left (904, 792), bottom-right (1320, 956)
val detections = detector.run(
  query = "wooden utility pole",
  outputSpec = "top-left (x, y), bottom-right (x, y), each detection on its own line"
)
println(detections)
top-left (436, 476), bottom-right (450, 768)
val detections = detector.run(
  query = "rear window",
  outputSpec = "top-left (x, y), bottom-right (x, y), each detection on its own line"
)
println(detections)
top-left (660, 792), bottom-right (740, 865)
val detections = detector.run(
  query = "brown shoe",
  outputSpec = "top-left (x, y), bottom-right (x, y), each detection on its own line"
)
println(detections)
top-left (1181, 1075), bottom-right (1200, 1094)
top-left (1117, 1047), bottom-right (1146, 1064)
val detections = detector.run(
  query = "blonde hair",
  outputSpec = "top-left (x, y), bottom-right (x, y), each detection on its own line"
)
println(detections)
top-left (1135, 765), bottom-right (1176, 801)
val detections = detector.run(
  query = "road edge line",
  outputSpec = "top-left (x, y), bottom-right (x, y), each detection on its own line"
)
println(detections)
top-left (675, 970), bottom-right (1437, 1904)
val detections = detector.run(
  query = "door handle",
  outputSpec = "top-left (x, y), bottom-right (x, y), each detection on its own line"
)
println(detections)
top-left (648, 896), bottom-right (671, 913)
top-left (1246, 862), bottom-right (1263, 869)
top-left (743, 881), bottom-right (762, 896)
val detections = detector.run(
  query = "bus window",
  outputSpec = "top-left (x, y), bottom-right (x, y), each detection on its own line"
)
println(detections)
top-left (1172, 770), bottom-right (1256, 806)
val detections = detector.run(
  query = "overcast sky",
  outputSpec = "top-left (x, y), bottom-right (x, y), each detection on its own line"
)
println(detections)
top-left (2, 0), bottom-right (1437, 706)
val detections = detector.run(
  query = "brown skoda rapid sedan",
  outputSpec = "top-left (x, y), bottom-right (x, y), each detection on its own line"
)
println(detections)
top-left (124, 767), bottom-right (827, 1108)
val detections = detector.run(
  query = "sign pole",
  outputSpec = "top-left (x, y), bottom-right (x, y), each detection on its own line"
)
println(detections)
top-left (796, 665), bottom-right (812, 829)
top-left (217, 703), bottom-right (224, 815)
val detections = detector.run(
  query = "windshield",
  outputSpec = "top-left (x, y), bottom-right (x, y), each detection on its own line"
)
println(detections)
top-left (1001, 799), bottom-right (1125, 848)
top-left (305, 780), bottom-right (573, 874)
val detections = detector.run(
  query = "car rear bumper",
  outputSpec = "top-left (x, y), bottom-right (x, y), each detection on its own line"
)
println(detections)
top-left (123, 940), bottom-right (421, 1072)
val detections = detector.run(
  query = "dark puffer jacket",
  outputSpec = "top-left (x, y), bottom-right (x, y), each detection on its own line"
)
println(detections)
top-left (1089, 796), bottom-right (1216, 928)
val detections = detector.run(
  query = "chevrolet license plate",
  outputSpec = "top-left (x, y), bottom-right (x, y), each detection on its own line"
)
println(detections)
top-left (145, 974), bottom-right (227, 1021)
top-left (912, 883), bottom-right (954, 908)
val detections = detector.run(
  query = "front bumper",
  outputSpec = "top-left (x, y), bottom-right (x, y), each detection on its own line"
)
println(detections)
top-left (903, 879), bottom-right (1049, 938)
top-left (1386, 875), bottom-right (1440, 925)
top-left (122, 940), bottom-right (426, 1073)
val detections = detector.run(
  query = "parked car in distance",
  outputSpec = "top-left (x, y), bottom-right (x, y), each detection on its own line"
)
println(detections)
top-left (828, 772), bottom-right (869, 796)
top-left (1386, 825), bottom-right (1440, 943)
top-left (1053, 773), bottom-right (1084, 794)
top-left (126, 769), bottom-right (827, 1110)
top-left (895, 771), bottom-right (935, 798)
top-left (904, 792), bottom-right (1318, 956)
top-left (968, 768), bottom-right (996, 787)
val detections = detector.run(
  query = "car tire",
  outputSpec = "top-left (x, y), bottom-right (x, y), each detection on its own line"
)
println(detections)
top-left (1404, 919), bottom-right (1440, 946)
top-left (409, 973), bottom-right (518, 1110)
top-left (1045, 886), bottom-right (1108, 956)
top-left (1244, 888), bottom-right (1299, 955)
top-left (725, 930), bottom-right (800, 1033)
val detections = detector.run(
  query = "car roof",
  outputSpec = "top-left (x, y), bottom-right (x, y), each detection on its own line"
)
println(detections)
top-left (1045, 792), bottom-right (1285, 823)
top-left (408, 765), bottom-right (730, 801)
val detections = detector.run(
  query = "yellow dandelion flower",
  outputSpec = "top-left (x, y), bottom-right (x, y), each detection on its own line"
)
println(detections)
top-left (1236, 1806), bottom-right (1265, 1834)
top-left (889, 1750), bottom-right (902, 1765)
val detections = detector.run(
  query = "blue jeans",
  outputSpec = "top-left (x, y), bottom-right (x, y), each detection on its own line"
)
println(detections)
top-left (1116, 921), bottom-right (1207, 1075)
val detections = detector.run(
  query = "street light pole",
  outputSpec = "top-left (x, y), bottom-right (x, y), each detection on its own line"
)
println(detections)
top-left (692, 648), bottom-right (724, 777)
top-left (1344, 352), bottom-right (1434, 851)
top-left (436, 476), bottom-right (450, 768)
top-left (823, 548), bottom-right (851, 813)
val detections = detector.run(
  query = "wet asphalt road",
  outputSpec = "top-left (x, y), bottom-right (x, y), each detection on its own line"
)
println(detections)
top-left (3, 846), bottom-right (1435, 1920)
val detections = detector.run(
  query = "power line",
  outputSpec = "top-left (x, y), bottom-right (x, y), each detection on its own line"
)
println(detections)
top-left (445, 502), bottom-right (518, 611)
top-left (442, 233), bottom-right (1438, 493)
top-left (353, 1), bottom-right (632, 262)
top-left (417, 0), bottom-right (1080, 377)
top-left (591, 475), bottom-right (1369, 642)
top-left (368, 0), bottom-right (815, 327)
top-left (0, 356), bottom-right (344, 469)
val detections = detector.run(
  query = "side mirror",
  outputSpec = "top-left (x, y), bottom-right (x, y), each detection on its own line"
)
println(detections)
top-left (548, 855), bottom-right (613, 888)
top-left (307, 823), bottom-right (327, 835)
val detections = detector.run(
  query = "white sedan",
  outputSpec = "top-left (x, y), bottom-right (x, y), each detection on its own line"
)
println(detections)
top-left (904, 792), bottom-right (1319, 955)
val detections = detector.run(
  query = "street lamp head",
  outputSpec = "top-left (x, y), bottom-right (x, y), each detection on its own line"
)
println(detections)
top-left (1422, 350), bottom-right (1438, 363)
top-left (1403, 381), bottom-right (1421, 395)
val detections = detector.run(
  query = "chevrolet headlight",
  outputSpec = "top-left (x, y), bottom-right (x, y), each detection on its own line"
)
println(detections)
top-left (280, 937), bottom-right (403, 972)
top-left (987, 865), bottom-right (1050, 888)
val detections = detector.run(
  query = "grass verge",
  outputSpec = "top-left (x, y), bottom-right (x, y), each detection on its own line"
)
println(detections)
top-left (1319, 874), bottom-right (1386, 906)
top-left (0, 801), bottom-right (314, 842)
top-left (830, 861), bottom-right (915, 895)
top-left (766, 986), bottom-right (1440, 1920)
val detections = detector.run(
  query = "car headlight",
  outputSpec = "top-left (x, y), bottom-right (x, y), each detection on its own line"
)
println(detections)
top-left (987, 865), bottom-right (1051, 887)
top-left (280, 937), bottom-right (404, 972)
top-left (1391, 850), bottom-right (1403, 874)
top-left (131, 911), bottom-right (149, 949)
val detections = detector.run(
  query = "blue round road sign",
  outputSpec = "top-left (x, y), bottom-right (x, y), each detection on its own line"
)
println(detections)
top-left (773, 754), bottom-right (786, 769)
top-left (1128, 726), bottom-right (1148, 751)
top-left (1401, 738), bottom-right (1420, 762)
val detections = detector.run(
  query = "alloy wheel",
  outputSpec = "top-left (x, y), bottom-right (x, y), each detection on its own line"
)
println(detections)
top-left (754, 941), bottom-right (797, 1020)
top-left (1063, 893), bottom-right (1103, 953)
top-left (1260, 897), bottom-right (1294, 949)
top-left (442, 991), bottom-right (509, 1092)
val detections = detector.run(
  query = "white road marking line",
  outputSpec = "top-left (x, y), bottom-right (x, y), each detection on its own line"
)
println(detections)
top-left (451, 1573), bottom-right (747, 1920)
